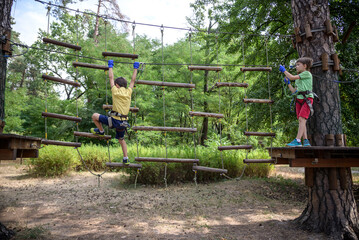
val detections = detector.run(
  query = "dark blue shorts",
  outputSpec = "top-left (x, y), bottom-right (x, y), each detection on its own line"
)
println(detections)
top-left (99, 114), bottom-right (130, 140)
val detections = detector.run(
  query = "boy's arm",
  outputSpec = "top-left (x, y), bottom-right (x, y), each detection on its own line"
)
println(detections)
top-left (279, 64), bottom-right (300, 81)
top-left (284, 77), bottom-right (297, 93)
top-left (108, 60), bottom-right (115, 88)
top-left (129, 62), bottom-right (140, 89)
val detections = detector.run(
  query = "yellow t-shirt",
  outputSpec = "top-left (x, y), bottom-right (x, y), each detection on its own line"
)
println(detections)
top-left (111, 86), bottom-right (133, 120)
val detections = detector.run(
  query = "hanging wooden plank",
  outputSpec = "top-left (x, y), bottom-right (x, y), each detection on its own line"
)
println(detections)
top-left (74, 131), bottom-right (111, 140)
top-left (42, 139), bottom-right (81, 147)
top-left (244, 131), bottom-right (276, 137)
top-left (106, 162), bottom-right (142, 168)
top-left (240, 67), bottom-right (272, 72)
top-left (218, 145), bottom-right (253, 151)
top-left (243, 159), bottom-right (275, 164)
top-left (188, 66), bottom-right (222, 71)
top-left (215, 82), bottom-right (249, 88)
top-left (42, 112), bottom-right (82, 122)
top-left (321, 53), bottom-right (329, 71)
top-left (193, 165), bottom-right (228, 174)
top-left (332, 54), bottom-right (340, 71)
top-left (132, 126), bottom-right (197, 133)
top-left (102, 105), bottom-right (139, 112)
top-left (136, 80), bottom-right (195, 88)
top-left (135, 157), bottom-right (199, 163)
top-left (189, 111), bottom-right (224, 119)
top-left (73, 62), bottom-right (109, 70)
top-left (42, 74), bottom-right (81, 87)
top-left (243, 98), bottom-right (274, 104)
top-left (102, 52), bottom-right (139, 59)
top-left (43, 37), bottom-right (81, 51)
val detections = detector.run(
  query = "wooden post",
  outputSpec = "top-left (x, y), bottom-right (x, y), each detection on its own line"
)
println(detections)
top-left (305, 23), bottom-right (312, 40)
top-left (305, 168), bottom-right (314, 187)
top-left (325, 19), bottom-right (333, 36)
top-left (332, 54), bottom-right (340, 71)
top-left (325, 134), bottom-right (335, 147)
top-left (339, 168), bottom-right (348, 190)
top-left (329, 168), bottom-right (338, 190)
top-left (335, 134), bottom-right (346, 147)
top-left (321, 53), bottom-right (329, 71)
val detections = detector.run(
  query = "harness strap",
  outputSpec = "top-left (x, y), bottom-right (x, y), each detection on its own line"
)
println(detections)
top-left (296, 91), bottom-right (320, 117)
top-left (107, 110), bottom-right (128, 119)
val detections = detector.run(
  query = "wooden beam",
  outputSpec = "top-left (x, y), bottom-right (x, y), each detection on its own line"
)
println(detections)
top-left (102, 105), bottom-right (139, 112)
top-left (106, 162), bottom-right (142, 168)
top-left (74, 131), bottom-right (111, 140)
top-left (42, 112), bottom-right (82, 122)
top-left (188, 66), bottom-right (222, 71)
top-left (0, 149), bottom-right (16, 160)
top-left (244, 131), bottom-right (276, 137)
top-left (329, 168), bottom-right (338, 190)
top-left (290, 158), bottom-right (359, 168)
top-left (305, 168), bottom-right (314, 187)
top-left (42, 139), bottom-right (82, 147)
top-left (43, 37), bottom-right (81, 51)
top-left (240, 67), bottom-right (272, 72)
top-left (132, 126), bottom-right (197, 133)
top-left (135, 157), bottom-right (199, 163)
top-left (189, 111), bottom-right (224, 118)
top-left (339, 168), bottom-right (348, 189)
top-left (72, 62), bottom-right (109, 71)
top-left (215, 82), bottom-right (248, 88)
top-left (218, 145), bottom-right (252, 151)
top-left (102, 52), bottom-right (139, 59)
top-left (136, 80), bottom-right (195, 88)
top-left (42, 74), bottom-right (81, 87)
top-left (193, 165), bottom-right (228, 174)
top-left (243, 159), bottom-right (275, 164)
top-left (243, 98), bottom-right (274, 104)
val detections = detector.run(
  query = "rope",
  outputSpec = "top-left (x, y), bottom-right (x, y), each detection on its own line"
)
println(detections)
top-left (216, 33), bottom-right (224, 171)
top-left (161, 25), bottom-right (168, 188)
top-left (265, 38), bottom-right (274, 159)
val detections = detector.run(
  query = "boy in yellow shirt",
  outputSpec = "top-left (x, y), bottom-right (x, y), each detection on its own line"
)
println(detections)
top-left (91, 60), bottom-right (139, 164)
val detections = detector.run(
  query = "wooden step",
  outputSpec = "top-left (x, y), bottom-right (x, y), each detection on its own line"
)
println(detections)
top-left (102, 105), bottom-right (139, 112)
top-left (132, 126), bottom-right (197, 133)
top-left (136, 80), bottom-right (195, 88)
top-left (193, 166), bottom-right (228, 174)
top-left (42, 74), bottom-right (80, 87)
top-left (102, 52), bottom-right (138, 59)
top-left (74, 131), bottom-right (111, 140)
top-left (72, 62), bottom-right (109, 71)
top-left (215, 82), bottom-right (248, 88)
top-left (218, 145), bottom-right (253, 151)
top-left (243, 98), bottom-right (274, 104)
top-left (189, 111), bottom-right (224, 119)
top-left (244, 131), bottom-right (276, 137)
top-left (42, 112), bottom-right (82, 122)
top-left (43, 37), bottom-right (81, 51)
top-left (240, 67), bottom-right (272, 72)
top-left (106, 162), bottom-right (142, 168)
top-left (188, 66), bottom-right (222, 72)
top-left (42, 139), bottom-right (81, 147)
top-left (243, 159), bottom-right (275, 164)
top-left (135, 157), bottom-right (199, 163)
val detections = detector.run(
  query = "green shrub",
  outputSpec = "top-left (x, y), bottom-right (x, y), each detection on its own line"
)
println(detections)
top-left (75, 143), bottom-right (109, 171)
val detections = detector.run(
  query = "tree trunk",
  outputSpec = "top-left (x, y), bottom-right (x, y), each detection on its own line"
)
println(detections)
top-left (292, 1), bottom-right (359, 238)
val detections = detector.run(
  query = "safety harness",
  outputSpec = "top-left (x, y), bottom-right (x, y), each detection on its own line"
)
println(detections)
top-left (107, 111), bottom-right (130, 129)
top-left (295, 90), bottom-right (320, 117)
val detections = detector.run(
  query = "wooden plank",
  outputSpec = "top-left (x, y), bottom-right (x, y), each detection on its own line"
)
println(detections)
top-left (16, 149), bottom-right (38, 158)
top-left (42, 112), bottom-right (82, 122)
top-left (218, 145), bottom-right (252, 151)
top-left (42, 74), bottom-right (81, 87)
top-left (132, 126), bottom-right (197, 133)
top-left (102, 105), bottom-right (139, 112)
top-left (106, 162), bottom-right (142, 168)
top-left (136, 80), bottom-right (195, 88)
top-left (188, 66), bottom-right (222, 71)
top-left (0, 149), bottom-right (17, 160)
top-left (275, 158), bottom-right (290, 165)
top-left (215, 82), bottom-right (248, 88)
top-left (305, 168), bottom-right (314, 187)
top-left (193, 165), bottom-right (228, 174)
top-left (102, 52), bottom-right (138, 59)
top-left (269, 148), bottom-right (296, 159)
top-left (244, 131), bottom-right (276, 137)
top-left (240, 67), bottom-right (272, 72)
top-left (73, 62), bottom-right (109, 70)
top-left (74, 131), bottom-right (111, 140)
top-left (290, 158), bottom-right (359, 168)
top-left (43, 37), bottom-right (81, 51)
top-left (243, 159), bottom-right (275, 164)
top-left (42, 139), bottom-right (82, 147)
top-left (135, 157), bottom-right (199, 163)
top-left (243, 98), bottom-right (274, 104)
top-left (189, 111), bottom-right (224, 119)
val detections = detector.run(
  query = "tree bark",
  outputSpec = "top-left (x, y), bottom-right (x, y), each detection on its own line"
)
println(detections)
top-left (291, 1), bottom-right (359, 238)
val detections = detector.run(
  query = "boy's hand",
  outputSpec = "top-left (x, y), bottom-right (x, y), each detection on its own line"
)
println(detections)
top-left (133, 62), bottom-right (140, 69)
top-left (279, 65), bottom-right (286, 73)
top-left (284, 77), bottom-right (290, 85)
top-left (108, 60), bottom-right (114, 68)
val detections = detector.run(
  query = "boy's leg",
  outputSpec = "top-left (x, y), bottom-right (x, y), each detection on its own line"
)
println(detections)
top-left (118, 139), bottom-right (128, 157)
top-left (296, 117), bottom-right (307, 140)
top-left (92, 113), bottom-right (104, 132)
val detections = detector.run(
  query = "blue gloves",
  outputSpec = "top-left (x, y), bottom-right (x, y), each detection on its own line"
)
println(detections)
top-left (279, 65), bottom-right (286, 73)
top-left (108, 60), bottom-right (114, 68)
top-left (284, 77), bottom-right (290, 85)
top-left (133, 62), bottom-right (140, 69)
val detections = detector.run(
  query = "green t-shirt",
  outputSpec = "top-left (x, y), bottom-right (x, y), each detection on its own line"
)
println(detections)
top-left (296, 71), bottom-right (313, 99)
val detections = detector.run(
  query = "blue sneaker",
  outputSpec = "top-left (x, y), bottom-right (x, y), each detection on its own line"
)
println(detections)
top-left (303, 139), bottom-right (311, 147)
top-left (286, 139), bottom-right (302, 147)
top-left (123, 157), bottom-right (130, 165)
top-left (90, 128), bottom-right (104, 136)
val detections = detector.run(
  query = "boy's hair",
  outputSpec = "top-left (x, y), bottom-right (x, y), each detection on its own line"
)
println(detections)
top-left (296, 57), bottom-right (313, 70)
top-left (114, 77), bottom-right (127, 88)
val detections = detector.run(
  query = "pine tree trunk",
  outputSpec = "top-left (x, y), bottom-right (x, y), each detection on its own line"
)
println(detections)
top-left (291, 1), bottom-right (359, 238)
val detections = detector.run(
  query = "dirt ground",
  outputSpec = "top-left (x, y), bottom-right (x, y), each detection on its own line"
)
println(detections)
top-left (0, 162), bottom-right (333, 240)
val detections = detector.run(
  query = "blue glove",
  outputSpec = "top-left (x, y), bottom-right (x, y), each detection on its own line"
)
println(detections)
top-left (133, 62), bottom-right (140, 69)
top-left (284, 77), bottom-right (290, 85)
top-left (108, 60), bottom-right (114, 68)
top-left (279, 65), bottom-right (286, 73)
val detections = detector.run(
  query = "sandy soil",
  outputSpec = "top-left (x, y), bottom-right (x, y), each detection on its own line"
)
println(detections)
top-left (0, 163), bottom-right (332, 240)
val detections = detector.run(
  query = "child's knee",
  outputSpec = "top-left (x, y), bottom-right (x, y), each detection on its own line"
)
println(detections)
top-left (92, 113), bottom-right (99, 121)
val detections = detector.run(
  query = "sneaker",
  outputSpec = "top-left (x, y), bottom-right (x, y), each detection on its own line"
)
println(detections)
top-left (286, 139), bottom-right (302, 147)
top-left (303, 139), bottom-right (311, 147)
top-left (123, 157), bottom-right (130, 165)
top-left (90, 128), bottom-right (104, 136)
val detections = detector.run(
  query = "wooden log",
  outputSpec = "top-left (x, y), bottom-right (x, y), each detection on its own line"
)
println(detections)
top-left (135, 157), bottom-right (199, 163)
top-left (193, 165), bottom-right (228, 174)
top-left (42, 112), bottom-right (82, 122)
top-left (321, 53), bottom-right (329, 71)
top-left (189, 111), bottom-right (224, 119)
top-left (305, 168), bottom-right (314, 187)
top-left (305, 23), bottom-right (313, 40)
top-left (136, 80), bottom-right (195, 88)
top-left (243, 98), bottom-right (274, 104)
top-left (74, 131), bottom-right (111, 140)
top-left (294, 27), bottom-right (302, 43)
top-left (43, 37), bottom-right (81, 51)
top-left (218, 145), bottom-right (253, 151)
top-left (333, 25), bottom-right (339, 42)
top-left (335, 134), bottom-right (346, 147)
top-left (240, 67), bottom-right (272, 72)
top-left (325, 134), bottom-right (335, 147)
top-left (72, 62), bottom-right (109, 71)
top-left (188, 66), bottom-right (222, 71)
top-left (132, 126), bottom-right (197, 133)
top-left (42, 139), bottom-right (82, 147)
top-left (243, 159), bottom-right (275, 164)
top-left (106, 162), bottom-right (142, 168)
top-left (342, 22), bottom-right (356, 44)
top-left (325, 19), bottom-right (334, 36)
top-left (332, 54), bottom-right (340, 71)
top-left (42, 74), bottom-right (81, 87)
top-left (102, 52), bottom-right (139, 59)
top-left (290, 158), bottom-right (359, 168)
top-left (244, 131), bottom-right (276, 137)
top-left (102, 105), bottom-right (139, 112)
top-left (215, 82), bottom-right (248, 88)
